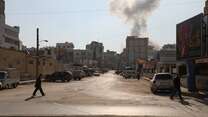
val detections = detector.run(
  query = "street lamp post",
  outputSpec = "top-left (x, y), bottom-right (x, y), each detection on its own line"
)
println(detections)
top-left (36, 28), bottom-right (48, 79)
top-left (36, 28), bottom-right (39, 79)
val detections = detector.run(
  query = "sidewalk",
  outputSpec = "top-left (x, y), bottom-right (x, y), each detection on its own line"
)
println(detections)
top-left (142, 75), bottom-right (208, 105)
top-left (19, 80), bottom-right (35, 85)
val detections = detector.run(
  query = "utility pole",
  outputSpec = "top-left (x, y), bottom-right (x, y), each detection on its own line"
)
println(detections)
top-left (36, 28), bottom-right (39, 79)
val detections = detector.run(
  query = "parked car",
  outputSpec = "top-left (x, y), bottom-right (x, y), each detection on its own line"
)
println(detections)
top-left (93, 72), bottom-right (100, 76)
top-left (46, 71), bottom-right (73, 82)
top-left (0, 82), bottom-right (2, 89)
top-left (115, 70), bottom-right (122, 75)
top-left (72, 70), bottom-right (84, 80)
top-left (123, 70), bottom-right (136, 79)
top-left (99, 68), bottom-right (108, 74)
top-left (80, 70), bottom-right (86, 78)
top-left (150, 73), bottom-right (174, 93)
top-left (0, 68), bottom-right (20, 89)
top-left (83, 68), bottom-right (94, 77)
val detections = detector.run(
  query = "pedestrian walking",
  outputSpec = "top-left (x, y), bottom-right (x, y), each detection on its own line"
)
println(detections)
top-left (32, 74), bottom-right (45, 97)
top-left (170, 74), bottom-right (183, 102)
top-left (137, 72), bottom-right (140, 80)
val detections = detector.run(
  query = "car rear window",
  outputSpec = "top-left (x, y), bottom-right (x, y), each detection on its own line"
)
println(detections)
top-left (155, 74), bottom-right (172, 80)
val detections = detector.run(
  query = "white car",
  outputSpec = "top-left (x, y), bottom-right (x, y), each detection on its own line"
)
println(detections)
top-left (150, 73), bottom-right (174, 93)
top-left (0, 82), bottom-right (2, 89)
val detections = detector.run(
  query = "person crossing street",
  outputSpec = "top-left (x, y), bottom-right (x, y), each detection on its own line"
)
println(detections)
top-left (32, 74), bottom-right (45, 97)
top-left (170, 74), bottom-right (183, 102)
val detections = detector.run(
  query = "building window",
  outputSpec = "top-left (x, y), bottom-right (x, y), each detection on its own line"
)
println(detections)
top-left (4, 37), bottom-right (19, 46)
top-left (5, 28), bottom-right (18, 37)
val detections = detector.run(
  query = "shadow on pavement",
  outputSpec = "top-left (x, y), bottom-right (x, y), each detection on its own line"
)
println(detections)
top-left (25, 96), bottom-right (42, 101)
top-left (182, 92), bottom-right (208, 106)
top-left (154, 91), bottom-right (171, 96)
top-left (181, 100), bottom-right (190, 106)
top-left (154, 91), bottom-right (192, 106)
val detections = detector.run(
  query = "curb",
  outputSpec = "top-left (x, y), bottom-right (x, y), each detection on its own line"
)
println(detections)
top-left (142, 76), bottom-right (152, 81)
top-left (19, 80), bottom-right (36, 85)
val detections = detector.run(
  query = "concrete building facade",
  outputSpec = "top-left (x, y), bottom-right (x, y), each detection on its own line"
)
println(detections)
top-left (119, 48), bottom-right (128, 69)
top-left (148, 45), bottom-right (159, 60)
top-left (73, 49), bottom-right (95, 66)
top-left (0, 48), bottom-right (58, 80)
top-left (86, 41), bottom-right (104, 67)
top-left (157, 44), bottom-right (177, 73)
top-left (103, 50), bottom-right (119, 69)
top-left (56, 42), bottom-right (74, 50)
top-left (204, 0), bottom-right (208, 15)
top-left (0, 0), bottom-right (21, 50)
top-left (126, 36), bottom-right (148, 68)
top-left (56, 42), bottom-right (74, 64)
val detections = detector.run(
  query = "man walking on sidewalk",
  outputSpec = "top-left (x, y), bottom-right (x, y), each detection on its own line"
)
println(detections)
top-left (170, 74), bottom-right (183, 102)
top-left (32, 74), bottom-right (45, 97)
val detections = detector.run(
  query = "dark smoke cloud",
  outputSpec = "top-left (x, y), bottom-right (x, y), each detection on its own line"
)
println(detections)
top-left (109, 0), bottom-right (160, 36)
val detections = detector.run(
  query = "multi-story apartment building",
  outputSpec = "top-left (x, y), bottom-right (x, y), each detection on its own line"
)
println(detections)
top-left (56, 42), bottom-right (74, 64)
top-left (103, 50), bottom-right (119, 69)
top-left (86, 41), bottom-right (104, 67)
top-left (0, 0), bottom-right (22, 50)
top-left (157, 44), bottom-right (177, 73)
top-left (126, 36), bottom-right (148, 68)
top-left (73, 49), bottom-right (95, 66)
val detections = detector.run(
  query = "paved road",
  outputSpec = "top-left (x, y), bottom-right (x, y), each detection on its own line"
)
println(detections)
top-left (0, 71), bottom-right (207, 117)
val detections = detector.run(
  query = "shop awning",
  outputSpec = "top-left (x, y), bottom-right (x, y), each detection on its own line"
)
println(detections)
top-left (195, 58), bottom-right (208, 64)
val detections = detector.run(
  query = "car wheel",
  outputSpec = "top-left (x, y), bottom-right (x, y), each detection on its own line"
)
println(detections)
top-left (62, 78), bottom-right (65, 82)
top-left (6, 84), bottom-right (10, 89)
top-left (15, 83), bottom-right (18, 88)
top-left (12, 84), bottom-right (16, 88)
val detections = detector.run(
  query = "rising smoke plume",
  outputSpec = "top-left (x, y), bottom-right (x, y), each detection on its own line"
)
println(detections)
top-left (109, 0), bottom-right (160, 36)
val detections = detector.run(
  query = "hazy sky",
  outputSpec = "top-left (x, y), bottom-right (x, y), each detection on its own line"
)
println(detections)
top-left (5, 0), bottom-right (205, 52)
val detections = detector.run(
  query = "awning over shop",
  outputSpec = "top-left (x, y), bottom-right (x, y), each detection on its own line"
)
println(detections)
top-left (195, 58), bottom-right (208, 64)
top-left (157, 61), bottom-right (177, 65)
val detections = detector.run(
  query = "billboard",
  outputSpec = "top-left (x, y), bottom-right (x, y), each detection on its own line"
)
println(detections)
top-left (177, 13), bottom-right (203, 60)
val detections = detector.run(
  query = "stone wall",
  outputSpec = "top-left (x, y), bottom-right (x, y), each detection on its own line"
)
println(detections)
top-left (0, 48), bottom-right (58, 80)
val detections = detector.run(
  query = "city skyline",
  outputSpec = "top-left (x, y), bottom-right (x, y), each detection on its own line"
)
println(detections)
top-left (5, 0), bottom-right (204, 52)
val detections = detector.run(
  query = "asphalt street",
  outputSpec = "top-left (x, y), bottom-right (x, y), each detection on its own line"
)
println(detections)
top-left (0, 71), bottom-right (207, 117)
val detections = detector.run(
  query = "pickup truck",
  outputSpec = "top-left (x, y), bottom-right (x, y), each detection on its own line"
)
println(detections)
top-left (0, 69), bottom-right (20, 89)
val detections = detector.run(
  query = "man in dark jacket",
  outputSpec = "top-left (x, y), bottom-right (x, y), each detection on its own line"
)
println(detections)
top-left (32, 74), bottom-right (45, 97)
top-left (170, 74), bottom-right (183, 101)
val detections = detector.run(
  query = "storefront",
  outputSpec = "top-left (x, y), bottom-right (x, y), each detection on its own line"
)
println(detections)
top-left (195, 58), bottom-right (208, 90)
top-left (177, 13), bottom-right (206, 91)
